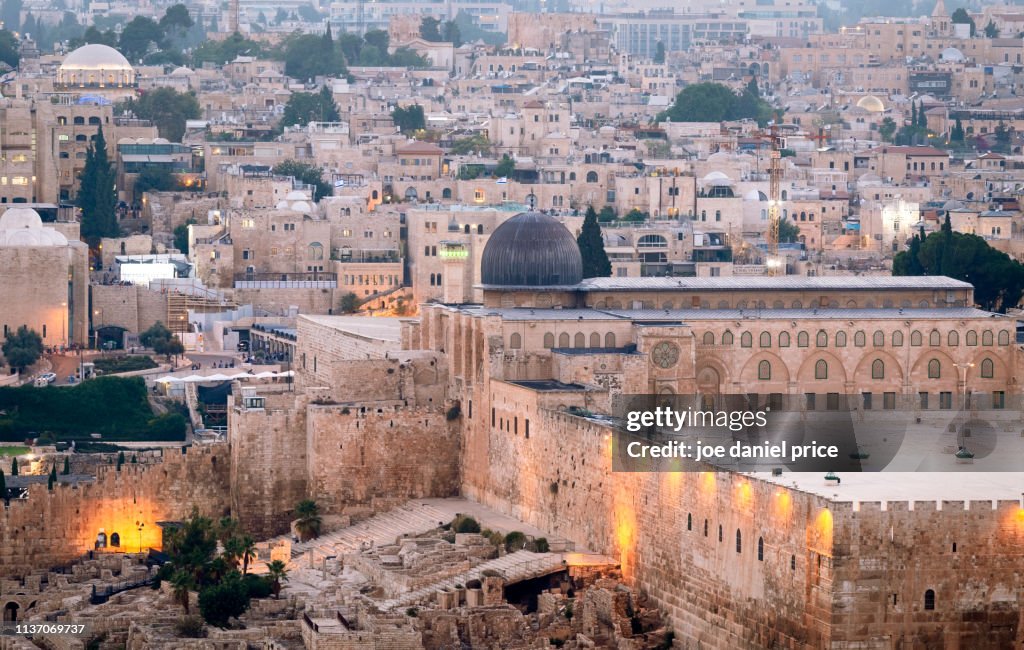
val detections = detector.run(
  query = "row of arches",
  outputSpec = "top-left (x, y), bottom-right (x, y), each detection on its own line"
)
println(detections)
top-left (703, 328), bottom-right (1011, 349)
top-left (593, 298), bottom-right (959, 310)
top-left (508, 331), bottom-right (619, 350)
top-left (56, 115), bottom-right (103, 126)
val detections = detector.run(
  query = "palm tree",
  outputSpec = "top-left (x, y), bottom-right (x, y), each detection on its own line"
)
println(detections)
top-left (222, 536), bottom-right (244, 570)
top-left (217, 516), bottom-right (239, 544)
top-left (294, 499), bottom-right (322, 541)
top-left (267, 560), bottom-right (288, 599)
top-left (170, 568), bottom-right (196, 613)
top-left (240, 536), bottom-right (256, 575)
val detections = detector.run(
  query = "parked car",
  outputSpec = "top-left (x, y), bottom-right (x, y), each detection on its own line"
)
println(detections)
top-left (39, 372), bottom-right (57, 384)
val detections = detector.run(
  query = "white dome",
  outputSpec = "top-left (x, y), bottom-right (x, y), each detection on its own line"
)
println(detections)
top-left (940, 47), bottom-right (965, 63)
top-left (0, 208), bottom-right (68, 247)
top-left (702, 171), bottom-right (733, 185)
top-left (171, 66), bottom-right (193, 76)
top-left (275, 201), bottom-right (290, 210)
top-left (856, 95), bottom-right (886, 113)
top-left (60, 44), bottom-right (133, 71)
top-left (744, 189), bottom-right (768, 202)
top-left (285, 190), bottom-right (308, 201)
top-left (290, 200), bottom-right (312, 214)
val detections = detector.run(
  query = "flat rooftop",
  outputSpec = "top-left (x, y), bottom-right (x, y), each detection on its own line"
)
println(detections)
top-left (458, 307), bottom-right (1003, 322)
top-left (757, 471), bottom-right (1024, 504)
top-left (476, 276), bottom-right (975, 293)
top-left (299, 315), bottom-right (402, 343)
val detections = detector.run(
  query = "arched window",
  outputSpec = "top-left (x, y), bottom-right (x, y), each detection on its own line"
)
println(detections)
top-left (815, 359), bottom-right (828, 380)
top-left (816, 330), bottom-right (827, 347)
top-left (543, 333), bottom-right (554, 348)
top-left (509, 333), bottom-right (522, 349)
top-left (558, 333), bottom-right (570, 347)
top-left (966, 330), bottom-right (978, 346)
top-left (590, 332), bottom-right (601, 347)
top-left (110, 532), bottom-right (120, 547)
top-left (911, 331), bottom-right (923, 346)
top-left (307, 242), bottom-right (324, 261)
top-left (442, 188), bottom-right (452, 199)
top-left (982, 330), bottom-right (994, 346)
top-left (586, 171), bottom-right (598, 183)
top-left (73, 116), bottom-right (85, 125)
top-left (429, 273), bottom-right (436, 286)
top-left (948, 331), bottom-right (959, 346)
top-left (835, 331), bottom-right (847, 347)
top-left (981, 358), bottom-right (994, 378)
top-left (797, 332), bottom-right (809, 347)
top-left (703, 332), bottom-right (715, 345)
top-left (871, 359), bottom-right (884, 379)
top-left (574, 333), bottom-right (585, 348)
top-left (998, 330), bottom-right (1010, 345)
top-left (927, 359), bottom-right (941, 379)
top-left (893, 331), bottom-right (904, 346)
top-left (779, 332), bottom-right (791, 347)
top-left (760, 332), bottom-right (771, 348)
top-left (741, 332), bottom-right (752, 347)
top-left (854, 331), bottom-right (866, 347)
top-left (757, 536), bottom-right (764, 561)
top-left (605, 333), bottom-right (616, 347)
top-left (722, 330), bottom-right (734, 345)
top-left (758, 360), bottom-right (771, 380)
top-left (924, 589), bottom-right (935, 611)
top-left (569, 172), bottom-right (576, 181)
top-left (736, 529), bottom-right (742, 553)
top-left (873, 330), bottom-right (884, 347)
top-left (929, 330), bottom-right (940, 346)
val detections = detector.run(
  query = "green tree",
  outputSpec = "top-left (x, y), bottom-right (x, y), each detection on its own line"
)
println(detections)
top-left (951, 8), bottom-right (975, 37)
top-left (3, 325), bottom-right (43, 373)
top-left (0, 29), bottom-right (19, 69)
top-left (174, 218), bottom-right (196, 255)
top-left (391, 104), bottom-right (425, 134)
top-left (879, 117), bottom-right (897, 142)
top-left (134, 166), bottom-right (181, 198)
top-left (280, 86), bottom-right (340, 129)
top-left (442, 20), bottom-right (462, 47)
top-left (10, 458), bottom-right (17, 476)
top-left (597, 206), bottom-right (616, 222)
top-left (622, 209), bottom-right (648, 222)
top-left (495, 154), bottom-right (515, 178)
top-left (47, 464), bottom-right (57, 490)
top-left (339, 292), bottom-right (359, 314)
top-left (155, 336), bottom-right (185, 359)
top-left (994, 122), bottom-right (1012, 153)
top-left (577, 206), bottom-right (611, 279)
top-left (283, 33), bottom-right (346, 80)
top-left (77, 125), bottom-right (119, 243)
top-left (272, 160), bottom-right (332, 202)
top-left (984, 20), bottom-right (999, 38)
top-left (0, 469), bottom-right (5, 499)
top-left (139, 322), bottom-right (173, 349)
top-left (267, 560), bottom-right (288, 598)
top-left (119, 16), bottom-right (164, 61)
top-left (198, 571), bottom-right (251, 626)
top-left (420, 17), bottom-right (442, 42)
top-left (653, 41), bottom-right (666, 64)
top-left (62, 456), bottom-right (70, 475)
top-left (950, 118), bottom-right (965, 143)
top-left (160, 4), bottom-right (193, 33)
top-left (389, 47), bottom-right (430, 68)
top-left (777, 217), bottom-right (800, 243)
top-left (657, 82), bottom-right (772, 126)
top-left (191, 32), bottom-right (262, 66)
top-left (116, 450), bottom-right (125, 470)
top-left (119, 87), bottom-right (200, 142)
top-left (364, 29), bottom-right (389, 52)
top-left (450, 133), bottom-right (491, 155)
top-left (239, 536), bottom-right (256, 575)
top-left (294, 499), bottom-right (322, 541)
top-left (170, 568), bottom-right (196, 613)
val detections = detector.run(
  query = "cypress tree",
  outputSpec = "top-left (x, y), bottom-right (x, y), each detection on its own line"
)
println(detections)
top-left (907, 232), bottom-right (923, 275)
top-left (116, 451), bottom-right (125, 471)
top-left (577, 206), bottom-right (612, 279)
top-left (939, 213), bottom-right (954, 276)
top-left (62, 456), bottom-right (70, 475)
top-left (917, 101), bottom-right (927, 128)
top-left (0, 469), bottom-right (5, 499)
top-left (78, 125), bottom-right (118, 244)
top-left (10, 458), bottom-right (18, 476)
top-left (48, 464), bottom-right (56, 490)
top-left (910, 102), bottom-right (917, 128)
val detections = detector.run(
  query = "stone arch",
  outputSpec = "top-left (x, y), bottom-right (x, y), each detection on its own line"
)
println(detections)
top-left (909, 350), bottom-right (957, 385)
top-left (852, 349), bottom-right (904, 390)
top-left (969, 351), bottom-right (1009, 384)
top-left (558, 333), bottom-right (570, 347)
top-left (696, 357), bottom-right (730, 395)
top-left (543, 332), bottom-right (554, 348)
top-left (739, 351), bottom-right (790, 387)
top-left (590, 332), bottom-right (601, 347)
top-left (3, 602), bottom-right (18, 622)
top-left (605, 332), bottom-right (616, 347)
top-left (796, 351), bottom-right (847, 385)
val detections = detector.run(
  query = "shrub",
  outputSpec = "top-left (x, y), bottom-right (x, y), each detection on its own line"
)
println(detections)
top-left (198, 572), bottom-right (251, 627)
top-left (445, 404), bottom-right (461, 421)
top-left (504, 531), bottom-right (527, 552)
top-left (173, 615), bottom-right (206, 638)
top-left (242, 573), bottom-right (273, 599)
top-left (533, 537), bottom-right (550, 553)
top-left (405, 607), bottom-right (418, 617)
top-left (451, 514), bottom-right (480, 534)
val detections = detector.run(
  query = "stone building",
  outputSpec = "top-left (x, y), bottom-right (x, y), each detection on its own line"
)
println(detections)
top-left (0, 207), bottom-right (89, 348)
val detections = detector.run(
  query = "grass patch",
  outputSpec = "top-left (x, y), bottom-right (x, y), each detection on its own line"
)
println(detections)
top-left (92, 355), bottom-right (158, 374)
top-left (0, 446), bottom-right (29, 456)
top-left (0, 377), bottom-right (186, 442)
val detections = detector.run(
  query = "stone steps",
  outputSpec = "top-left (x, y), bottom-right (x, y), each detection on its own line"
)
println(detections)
top-left (379, 550), bottom-right (565, 610)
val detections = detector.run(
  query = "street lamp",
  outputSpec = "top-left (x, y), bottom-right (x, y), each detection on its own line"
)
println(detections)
top-left (135, 520), bottom-right (145, 554)
top-left (93, 309), bottom-right (104, 350)
top-left (60, 301), bottom-right (67, 351)
top-left (953, 362), bottom-right (974, 452)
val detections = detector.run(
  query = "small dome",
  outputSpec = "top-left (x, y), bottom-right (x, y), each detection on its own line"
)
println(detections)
top-left (943, 199), bottom-right (966, 211)
top-left (856, 95), bottom-right (886, 113)
top-left (291, 200), bottom-right (312, 214)
top-left (481, 212), bottom-right (582, 286)
top-left (0, 208), bottom-right (68, 247)
top-left (744, 189), bottom-right (768, 202)
top-left (285, 190), bottom-right (308, 201)
top-left (60, 44), bottom-right (132, 71)
top-left (275, 200), bottom-right (290, 210)
top-left (171, 66), bottom-right (193, 76)
top-left (940, 47), bottom-right (965, 63)
top-left (703, 171), bottom-right (732, 185)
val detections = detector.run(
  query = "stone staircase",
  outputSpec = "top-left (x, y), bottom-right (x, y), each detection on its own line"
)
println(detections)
top-left (378, 550), bottom-right (565, 611)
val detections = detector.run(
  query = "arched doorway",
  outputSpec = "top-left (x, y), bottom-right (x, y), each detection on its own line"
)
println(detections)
top-left (696, 366), bottom-right (721, 410)
top-left (3, 602), bottom-right (18, 622)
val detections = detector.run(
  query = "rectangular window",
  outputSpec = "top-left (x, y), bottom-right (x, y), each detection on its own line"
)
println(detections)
top-left (491, 408), bottom-right (495, 427)
top-left (805, 393), bottom-right (816, 410)
top-left (826, 393), bottom-right (840, 411)
top-left (883, 392), bottom-right (896, 410)
top-left (993, 391), bottom-right (1005, 409)
top-left (862, 392), bottom-right (872, 410)
top-left (525, 419), bottom-right (529, 438)
top-left (939, 392), bottom-right (953, 410)
top-left (919, 392), bottom-right (928, 410)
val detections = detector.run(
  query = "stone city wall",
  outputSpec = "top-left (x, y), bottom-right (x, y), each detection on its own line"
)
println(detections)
top-left (0, 444), bottom-right (229, 578)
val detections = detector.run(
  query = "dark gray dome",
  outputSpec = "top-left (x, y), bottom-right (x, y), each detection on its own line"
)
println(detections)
top-left (481, 212), bottom-right (582, 286)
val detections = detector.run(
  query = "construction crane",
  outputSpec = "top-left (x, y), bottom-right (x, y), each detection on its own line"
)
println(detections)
top-left (766, 123), bottom-right (785, 276)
